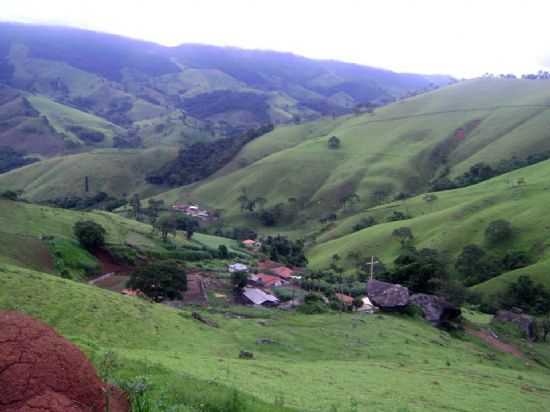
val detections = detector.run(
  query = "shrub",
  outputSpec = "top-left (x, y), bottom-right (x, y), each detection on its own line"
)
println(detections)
top-left (485, 220), bottom-right (513, 244)
top-left (73, 220), bottom-right (106, 250)
top-left (127, 260), bottom-right (187, 301)
top-left (231, 271), bottom-right (248, 290)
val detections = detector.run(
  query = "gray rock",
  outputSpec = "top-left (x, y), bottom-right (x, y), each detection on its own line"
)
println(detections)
top-left (239, 350), bottom-right (254, 359)
top-left (256, 338), bottom-right (277, 345)
top-left (493, 310), bottom-right (535, 340)
top-left (409, 293), bottom-right (461, 327)
top-left (367, 279), bottom-right (409, 310)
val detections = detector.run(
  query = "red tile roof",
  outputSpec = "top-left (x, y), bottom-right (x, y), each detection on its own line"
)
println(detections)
top-left (270, 266), bottom-right (294, 279)
top-left (254, 274), bottom-right (284, 287)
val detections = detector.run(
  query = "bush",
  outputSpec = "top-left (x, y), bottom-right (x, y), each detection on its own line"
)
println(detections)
top-left (127, 260), bottom-right (187, 301)
top-left (352, 216), bottom-right (377, 232)
top-left (231, 271), bottom-right (248, 290)
top-left (485, 220), bottom-right (513, 244)
top-left (73, 220), bottom-right (106, 250)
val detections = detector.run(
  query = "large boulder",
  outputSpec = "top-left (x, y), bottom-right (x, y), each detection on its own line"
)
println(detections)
top-left (0, 311), bottom-right (128, 412)
top-left (493, 310), bottom-right (535, 340)
top-left (367, 279), bottom-right (409, 310)
top-left (409, 293), bottom-right (461, 327)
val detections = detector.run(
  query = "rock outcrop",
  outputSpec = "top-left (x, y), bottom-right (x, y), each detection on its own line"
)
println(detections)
top-left (409, 293), bottom-right (461, 327)
top-left (493, 310), bottom-right (536, 340)
top-left (0, 311), bottom-right (128, 412)
top-left (367, 279), bottom-right (409, 310)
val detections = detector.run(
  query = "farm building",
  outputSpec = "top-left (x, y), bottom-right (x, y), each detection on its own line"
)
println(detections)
top-left (270, 266), bottom-right (294, 280)
top-left (242, 287), bottom-right (279, 306)
top-left (228, 263), bottom-right (249, 273)
top-left (242, 239), bottom-right (261, 250)
top-left (249, 273), bottom-right (286, 288)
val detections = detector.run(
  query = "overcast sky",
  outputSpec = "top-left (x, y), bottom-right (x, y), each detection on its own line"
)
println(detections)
top-left (2, 0), bottom-right (549, 78)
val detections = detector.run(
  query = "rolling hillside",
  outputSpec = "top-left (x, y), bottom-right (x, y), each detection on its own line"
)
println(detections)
top-left (156, 78), bottom-right (550, 235)
top-left (0, 147), bottom-right (178, 201)
top-left (306, 158), bottom-right (550, 298)
top-left (1, 263), bottom-right (550, 411)
top-left (0, 22), bottom-right (450, 160)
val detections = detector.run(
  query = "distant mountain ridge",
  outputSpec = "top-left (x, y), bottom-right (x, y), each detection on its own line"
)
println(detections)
top-left (0, 22), bottom-right (453, 158)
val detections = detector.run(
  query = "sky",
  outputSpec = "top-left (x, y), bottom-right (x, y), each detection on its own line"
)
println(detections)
top-left (1, 0), bottom-right (549, 78)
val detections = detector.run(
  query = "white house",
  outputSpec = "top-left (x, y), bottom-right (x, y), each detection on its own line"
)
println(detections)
top-left (228, 263), bottom-right (249, 273)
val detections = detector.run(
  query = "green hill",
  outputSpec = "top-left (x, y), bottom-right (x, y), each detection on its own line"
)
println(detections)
top-left (0, 147), bottom-right (178, 201)
top-left (156, 78), bottom-right (550, 236)
top-left (1, 263), bottom-right (550, 411)
top-left (306, 158), bottom-right (550, 297)
top-left (0, 22), bottom-right (452, 157)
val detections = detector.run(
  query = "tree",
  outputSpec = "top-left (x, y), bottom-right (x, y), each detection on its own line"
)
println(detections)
top-left (328, 136), bottom-right (341, 149)
top-left (218, 245), bottom-right (229, 259)
top-left (387, 211), bottom-right (409, 222)
top-left (155, 214), bottom-right (177, 242)
top-left (175, 215), bottom-right (200, 239)
top-left (127, 260), bottom-right (186, 301)
top-left (0, 190), bottom-right (19, 201)
top-left (485, 220), bottom-right (513, 244)
top-left (352, 216), bottom-right (377, 232)
top-left (260, 235), bottom-right (308, 267)
top-left (231, 271), bottom-right (248, 290)
top-left (147, 199), bottom-right (165, 224)
top-left (387, 248), bottom-right (447, 294)
top-left (540, 317), bottom-right (550, 342)
top-left (392, 227), bottom-right (414, 248)
top-left (500, 275), bottom-right (550, 315)
top-left (74, 221), bottom-right (106, 251)
top-left (342, 192), bottom-right (360, 210)
top-left (422, 193), bottom-right (438, 211)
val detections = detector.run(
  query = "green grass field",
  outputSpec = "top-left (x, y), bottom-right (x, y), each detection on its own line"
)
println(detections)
top-left (1, 263), bottom-right (550, 411)
top-left (0, 147), bottom-right (178, 201)
top-left (306, 158), bottom-right (550, 297)
top-left (27, 94), bottom-right (125, 146)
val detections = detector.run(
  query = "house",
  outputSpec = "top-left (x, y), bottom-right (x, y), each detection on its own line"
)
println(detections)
top-left (242, 239), bottom-right (261, 250)
top-left (242, 287), bottom-right (279, 306)
top-left (250, 273), bottom-right (286, 288)
top-left (270, 266), bottom-right (294, 280)
top-left (228, 263), bottom-right (249, 273)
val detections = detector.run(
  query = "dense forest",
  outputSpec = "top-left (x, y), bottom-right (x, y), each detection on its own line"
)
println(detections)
top-left (147, 123), bottom-right (274, 186)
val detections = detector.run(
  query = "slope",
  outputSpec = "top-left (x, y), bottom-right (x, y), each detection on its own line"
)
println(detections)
top-left (156, 78), bottom-right (550, 234)
top-left (1, 263), bottom-right (549, 411)
top-left (0, 22), bottom-right (452, 143)
top-left (307, 158), bottom-right (550, 297)
top-left (0, 147), bottom-right (178, 201)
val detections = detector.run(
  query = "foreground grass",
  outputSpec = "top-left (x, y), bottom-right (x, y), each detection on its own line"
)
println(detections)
top-left (1, 264), bottom-right (550, 411)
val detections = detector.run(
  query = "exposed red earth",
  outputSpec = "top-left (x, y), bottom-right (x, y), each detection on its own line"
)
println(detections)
top-left (0, 311), bottom-right (128, 412)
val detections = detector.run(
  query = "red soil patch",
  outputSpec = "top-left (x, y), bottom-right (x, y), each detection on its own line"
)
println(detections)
top-left (0, 311), bottom-right (129, 412)
top-left (466, 327), bottom-right (524, 359)
top-left (93, 249), bottom-right (130, 275)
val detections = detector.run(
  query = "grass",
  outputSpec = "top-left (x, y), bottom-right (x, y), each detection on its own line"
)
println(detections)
top-left (0, 147), bottom-right (178, 201)
top-left (27, 94), bottom-right (124, 146)
top-left (48, 238), bottom-right (100, 279)
top-left (1, 263), bottom-right (550, 411)
top-left (0, 199), bottom-right (242, 276)
top-left (306, 158), bottom-right (550, 298)
top-left (155, 78), bottom-right (550, 236)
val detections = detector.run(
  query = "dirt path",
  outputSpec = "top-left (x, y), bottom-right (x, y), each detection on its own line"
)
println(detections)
top-left (466, 327), bottom-right (524, 359)
top-left (182, 273), bottom-right (208, 305)
top-left (88, 272), bottom-right (115, 285)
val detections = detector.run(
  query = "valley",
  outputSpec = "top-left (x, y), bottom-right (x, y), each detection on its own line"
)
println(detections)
top-left (1, 20), bottom-right (550, 412)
